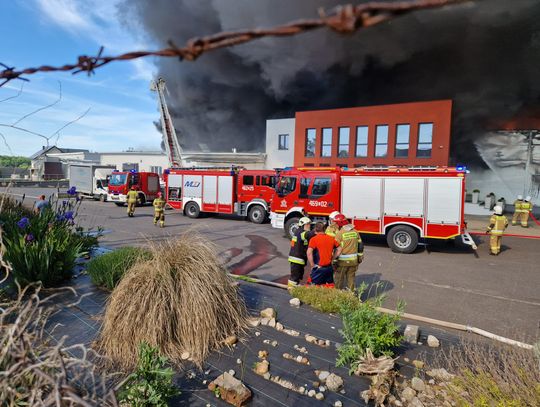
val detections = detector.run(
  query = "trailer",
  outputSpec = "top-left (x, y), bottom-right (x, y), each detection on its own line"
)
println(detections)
top-left (69, 164), bottom-right (116, 202)
top-left (270, 166), bottom-right (475, 253)
top-left (164, 167), bottom-right (276, 223)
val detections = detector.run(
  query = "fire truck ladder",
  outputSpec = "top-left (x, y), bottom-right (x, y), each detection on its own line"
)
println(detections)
top-left (150, 78), bottom-right (184, 167)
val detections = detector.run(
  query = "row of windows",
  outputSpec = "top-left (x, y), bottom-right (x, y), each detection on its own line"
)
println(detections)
top-left (305, 123), bottom-right (434, 159)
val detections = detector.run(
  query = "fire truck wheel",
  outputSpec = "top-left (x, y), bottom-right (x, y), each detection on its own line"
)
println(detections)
top-left (114, 202), bottom-right (124, 207)
top-left (184, 202), bottom-right (201, 219)
top-left (284, 216), bottom-right (301, 239)
top-left (99, 194), bottom-right (106, 202)
top-left (387, 225), bottom-right (418, 254)
top-left (137, 193), bottom-right (146, 206)
top-left (248, 205), bottom-right (266, 224)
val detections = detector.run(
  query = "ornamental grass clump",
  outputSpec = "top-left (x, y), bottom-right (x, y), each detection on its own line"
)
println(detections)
top-left (97, 233), bottom-right (249, 369)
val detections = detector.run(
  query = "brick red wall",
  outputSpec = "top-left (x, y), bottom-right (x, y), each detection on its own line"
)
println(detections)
top-left (294, 100), bottom-right (452, 167)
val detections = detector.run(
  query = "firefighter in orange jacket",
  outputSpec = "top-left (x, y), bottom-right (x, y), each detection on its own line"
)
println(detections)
top-left (486, 205), bottom-right (508, 255)
top-left (126, 186), bottom-right (139, 217)
top-left (287, 217), bottom-right (314, 287)
top-left (333, 214), bottom-right (364, 290)
top-left (153, 191), bottom-right (166, 227)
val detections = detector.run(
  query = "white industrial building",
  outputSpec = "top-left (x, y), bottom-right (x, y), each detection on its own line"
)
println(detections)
top-left (99, 151), bottom-right (169, 174)
top-left (265, 118), bottom-right (295, 169)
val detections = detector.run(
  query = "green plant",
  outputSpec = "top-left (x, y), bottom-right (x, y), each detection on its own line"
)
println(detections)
top-left (86, 247), bottom-right (152, 290)
top-left (336, 285), bottom-right (404, 373)
top-left (119, 342), bottom-right (179, 407)
top-left (290, 285), bottom-right (360, 313)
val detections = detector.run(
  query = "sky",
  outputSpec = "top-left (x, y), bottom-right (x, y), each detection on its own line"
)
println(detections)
top-left (0, 0), bottom-right (163, 157)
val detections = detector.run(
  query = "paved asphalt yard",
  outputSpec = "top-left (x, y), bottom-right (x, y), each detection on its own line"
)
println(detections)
top-left (8, 187), bottom-right (540, 343)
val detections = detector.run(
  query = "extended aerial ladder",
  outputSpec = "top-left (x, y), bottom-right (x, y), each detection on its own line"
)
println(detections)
top-left (150, 78), bottom-right (185, 167)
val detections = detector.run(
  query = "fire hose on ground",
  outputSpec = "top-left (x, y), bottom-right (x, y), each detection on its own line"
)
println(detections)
top-left (228, 273), bottom-right (535, 351)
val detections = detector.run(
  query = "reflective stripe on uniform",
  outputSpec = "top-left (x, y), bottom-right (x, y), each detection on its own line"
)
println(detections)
top-left (338, 253), bottom-right (358, 260)
top-left (288, 256), bottom-right (306, 265)
top-left (341, 231), bottom-right (358, 240)
top-left (490, 229), bottom-right (504, 235)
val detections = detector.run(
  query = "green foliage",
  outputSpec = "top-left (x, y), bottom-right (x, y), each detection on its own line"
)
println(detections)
top-left (336, 284), bottom-right (404, 373)
top-left (290, 285), bottom-right (360, 313)
top-left (0, 155), bottom-right (30, 169)
top-left (86, 247), bottom-right (152, 290)
top-left (119, 342), bottom-right (179, 407)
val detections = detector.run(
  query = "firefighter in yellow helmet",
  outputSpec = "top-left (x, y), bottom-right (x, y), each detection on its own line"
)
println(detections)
top-left (153, 191), bottom-right (166, 227)
top-left (511, 194), bottom-right (523, 226)
top-left (486, 205), bottom-right (508, 255)
top-left (126, 186), bottom-right (139, 217)
top-left (333, 214), bottom-right (364, 290)
top-left (287, 217), bottom-right (314, 287)
top-left (325, 211), bottom-right (341, 238)
top-left (520, 196), bottom-right (533, 228)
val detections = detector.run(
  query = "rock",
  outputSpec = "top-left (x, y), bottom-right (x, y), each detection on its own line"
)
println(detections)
top-left (326, 373), bottom-right (344, 392)
top-left (254, 360), bottom-right (269, 375)
top-left (315, 392), bottom-right (325, 400)
top-left (301, 357), bottom-right (309, 365)
top-left (411, 377), bottom-right (425, 392)
top-left (401, 387), bottom-right (416, 402)
top-left (247, 317), bottom-right (261, 327)
top-left (299, 386), bottom-right (305, 394)
top-left (319, 386), bottom-right (326, 392)
top-left (228, 370), bottom-right (235, 377)
top-left (263, 339), bottom-right (270, 344)
top-left (260, 308), bottom-right (276, 319)
top-left (410, 396), bottom-right (424, 407)
top-left (271, 340), bottom-right (278, 347)
top-left (412, 360), bottom-right (425, 369)
top-left (275, 322), bottom-right (284, 331)
top-left (393, 401), bottom-right (403, 407)
top-left (296, 355), bottom-right (303, 363)
top-left (263, 372), bottom-right (271, 380)
top-left (404, 357), bottom-right (410, 362)
top-left (308, 389), bottom-right (316, 397)
top-left (283, 329), bottom-right (300, 337)
top-left (317, 339), bottom-right (326, 346)
top-left (181, 352), bottom-right (190, 360)
top-left (305, 334), bottom-right (317, 344)
top-left (255, 331), bottom-right (261, 336)
top-left (224, 335), bottom-right (238, 346)
top-left (426, 368), bottom-right (455, 382)
top-left (268, 318), bottom-right (277, 328)
top-left (428, 379), bottom-right (435, 385)
top-left (404, 325), bottom-right (419, 344)
top-left (258, 350), bottom-right (268, 359)
top-left (427, 335), bottom-right (440, 348)
top-left (236, 358), bottom-right (242, 365)
top-left (334, 401), bottom-right (343, 407)
top-left (208, 372), bottom-right (252, 407)
top-left (317, 370), bottom-right (330, 382)
top-left (325, 339), bottom-right (331, 347)
top-left (289, 297), bottom-right (301, 307)
top-left (260, 318), bottom-right (270, 326)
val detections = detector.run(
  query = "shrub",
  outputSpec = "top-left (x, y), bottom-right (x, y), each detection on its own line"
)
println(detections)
top-left (336, 285), bottom-right (404, 373)
top-left (87, 247), bottom-right (152, 290)
top-left (290, 285), bottom-right (360, 313)
top-left (119, 342), bottom-right (179, 407)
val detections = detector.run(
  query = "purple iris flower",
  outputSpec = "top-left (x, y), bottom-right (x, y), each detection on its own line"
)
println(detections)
top-left (67, 186), bottom-right (77, 196)
top-left (25, 233), bottom-right (34, 243)
top-left (65, 211), bottom-right (74, 220)
top-left (17, 217), bottom-right (29, 229)
top-left (56, 213), bottom-right (65, 222)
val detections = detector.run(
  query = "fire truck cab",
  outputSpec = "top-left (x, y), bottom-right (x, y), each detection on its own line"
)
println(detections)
top-left (165, 167), bottom-right (276, 223)
top-left (107, 170), bottom-right (160, 206)
top-left (270, 166), bottom-right (475, 253)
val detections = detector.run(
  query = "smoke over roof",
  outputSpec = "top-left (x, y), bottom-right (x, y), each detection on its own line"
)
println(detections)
top-left (119, 0), bottom-right (540, 161)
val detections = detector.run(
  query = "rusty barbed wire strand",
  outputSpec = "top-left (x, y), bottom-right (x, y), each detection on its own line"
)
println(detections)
top-left (0, 0), bottom-right (466, 87)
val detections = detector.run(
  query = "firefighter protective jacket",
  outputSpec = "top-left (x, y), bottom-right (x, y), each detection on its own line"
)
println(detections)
top-left (153, 197), bottom-right (166, 211)
top-left (513, 199), bottom-right (523, 212)
top-left (126, 190), bottom-right (139, 204)
top-left (325, 223), bottom-right (339, 238)
top-left (521, 201), bottom-right (532, 213)
top-left (288, 229), bottom-right (314, 265)
top-left (335, 224), bottom-right (364, 266)
top-left (487, 215), bottom-right (508, 235)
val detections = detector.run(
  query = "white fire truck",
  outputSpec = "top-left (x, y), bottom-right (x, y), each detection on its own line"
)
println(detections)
top-left (270, 166), bottom-right (476, 253)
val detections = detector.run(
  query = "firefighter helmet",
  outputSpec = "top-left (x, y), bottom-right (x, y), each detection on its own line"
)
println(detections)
top-left (334, 213), bottom-right (348, 227)
top-left (517, 194), bottom-right (523, 200)
top-left (298, 216), bottom-right (311, 226)
top-left (493, 205), bottom-right (503, 215)
top-left (157, 191), bottom-right (163, 198)
top-left (329, 211), bottom-right (340, 220)
top-left (131, 185), bottom-right (137, 190)
top-left (525, 196), bottom-right (531, 202)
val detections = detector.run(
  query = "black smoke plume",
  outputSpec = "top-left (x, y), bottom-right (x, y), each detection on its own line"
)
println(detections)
top-left (119, 0), bottom-right (540, 162)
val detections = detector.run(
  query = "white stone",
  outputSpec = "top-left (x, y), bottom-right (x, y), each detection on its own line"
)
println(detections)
top-left (326, 373), bottom-right (344, 392)
top-left (260, 307), bottom-right (276, 319)
top-left (260, 318), bottom-right (270, 326)
top-left (268, 318), bottom-right (277, 328)
top-left (247, 317), bottom-right (261, 327)
top-left (315, 392), bottom-right (325, 400)
top-left (275, 322), bottom-right (284, 331)
top-left (289, 297), bottom-right (301, 307)
top-left (317, 370), bottom-right (330, 382)
top-left (411, 377), bottom-right (425, 392)
top-left (319, 386), bottom-right (326, 392)
top-left (263, 372), bottom-right (271, 380)
top-left (427, 335), bottom-right (440, 348)
top-left (308, 389), bottom-right (316, 397)
top-left (305, 334), bottom-right (318, 344)
top-left (410, 396), bottom-right (424, 407)
top-left (401, 387), bottom-right (416, 402)
top-left (236, 358), bottom-right (242, 364)
top-left (271, 340), bottom-right (278, 347)
top-left (334, 401), bottom-right (343, 407)
top-left (255, 331), bottom-right (261, 336)
top-left (228, 369), bottom-right (235, 377)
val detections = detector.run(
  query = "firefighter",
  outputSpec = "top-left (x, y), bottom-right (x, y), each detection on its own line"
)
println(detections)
top-left (126, 186), bottom-right (139, 217)
top-left (287, 217), bottom-right (314, 287)
top-left (325, 211), bottom-right (341, 237)
top-left (520, 196), bottom-right (533, 228)
top-left (511, 195), bottom-right (523, 226)
top-left (333, 214), bottom-right (364, 290)
top-left (153, 191), bottom-right (166, 227)
top-left (486, 205), bottom-right (508, 255)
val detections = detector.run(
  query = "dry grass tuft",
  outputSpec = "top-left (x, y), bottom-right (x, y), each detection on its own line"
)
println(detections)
top-left (291, 285), bottom-right (360, 313)
top-left (97, 233), bottom-right (249, 369)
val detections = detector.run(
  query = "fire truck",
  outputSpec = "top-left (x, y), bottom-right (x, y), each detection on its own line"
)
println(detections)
top-left (270, 166), bottom-right (476, 253)
top-left (164, 167), bottom-right (276, 223)
top-left (107, 170), bottom-right (161, 206)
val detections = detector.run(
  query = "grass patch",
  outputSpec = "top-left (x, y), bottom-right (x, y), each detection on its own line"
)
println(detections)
top-left (86, 247), bottom-right (152, 290)
top-left (290, 285), bottom-right (360, 313)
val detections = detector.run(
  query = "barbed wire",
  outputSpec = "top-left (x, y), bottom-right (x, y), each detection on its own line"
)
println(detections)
top-left (0, 0), bottom-right (466, 87)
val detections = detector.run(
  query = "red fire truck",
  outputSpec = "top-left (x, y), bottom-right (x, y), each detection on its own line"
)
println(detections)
top-left (107, 170), bottom-right (161, 206)
top-left (270, 166), bottom-right (476, 253)
top-left (164, 167), bottom-right (276, 223)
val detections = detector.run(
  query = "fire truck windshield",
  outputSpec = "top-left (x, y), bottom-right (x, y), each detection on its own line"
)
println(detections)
top-left (109, 173), bottom-right (127, 186)
top-left (276, 176), bottom-right (296, 196)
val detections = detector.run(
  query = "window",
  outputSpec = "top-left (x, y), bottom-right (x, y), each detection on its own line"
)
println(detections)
top-left (260, 175), bottom-right (276, 188)
top-left (395, 124), bottom-right (410, 158)
top-left (150, 166), bottom-right (162, 175)
top-left (312, 178), bottom-right (331, 196)
top-left (277, 176), bottom-right (297, 196)
top-left (338, 127), bottom-right (350, 157)
top-left (417, 123), bottom-right (433, 158)
top-left (356, 126), bottom-right (368, 157)
top-left (243, 175), bottom-right (254, 185)
top-left (375, 125), bottom-right (389, 157)
top-left (278, 134), bottom-right (289, 150)
top-left (300, 177), bottom-right (311, 197)
top-left (303, 163), bottom-right (315, 167)
top-left (321, 128), bottom-right (333, 157)
top-left (354, 163), bottom-right (366, 168)
top-left (109, 173), bottom-right (127, 186)
top-left (305, 129), bottom-right (316, 157)
top-left (337, 164), bottom-right (348, 168)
